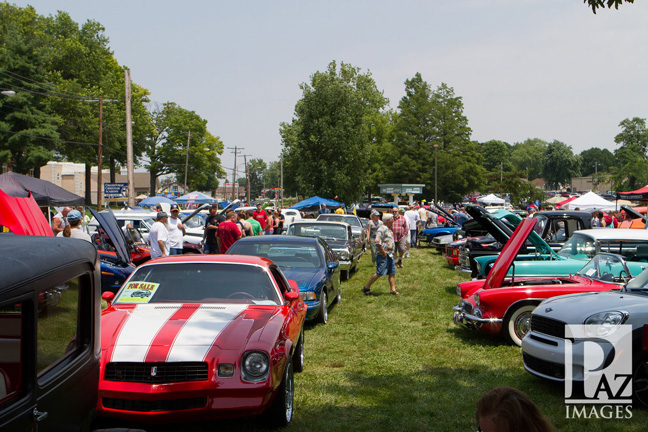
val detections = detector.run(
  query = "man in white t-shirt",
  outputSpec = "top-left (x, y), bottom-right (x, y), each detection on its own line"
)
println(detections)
top-left (149, 212), bottom-right (170, 259)
top-left (404, 206), bottom-right (421, 248)
top-left (167, 204), bottom-right (186, 255)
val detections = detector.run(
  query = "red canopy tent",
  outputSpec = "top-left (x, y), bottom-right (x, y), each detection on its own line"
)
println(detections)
top-left (617, 186), bottom-right (648, 201)
top-left (555, 196), bottom-right (577, 209)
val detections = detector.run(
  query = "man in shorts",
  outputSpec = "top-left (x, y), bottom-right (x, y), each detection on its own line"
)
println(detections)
top-left (391, 207), bottom-right (409, 268)
top-left (360, 213), bottom-right (399, 296)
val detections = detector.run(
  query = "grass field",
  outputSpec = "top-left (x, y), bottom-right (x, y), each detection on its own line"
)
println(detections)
top-left (285, 246), bottom-right (648, 432)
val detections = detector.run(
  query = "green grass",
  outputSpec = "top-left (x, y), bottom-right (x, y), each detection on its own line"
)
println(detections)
top-left (286, 247), bottom-right (648, 432)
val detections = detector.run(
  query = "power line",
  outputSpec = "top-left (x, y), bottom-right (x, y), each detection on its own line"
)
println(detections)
top-left (0, 128), bottom-right (99, 146)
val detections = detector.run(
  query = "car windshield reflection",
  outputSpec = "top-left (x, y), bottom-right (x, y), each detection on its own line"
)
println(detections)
top-left (114, 263), bottom-right (281, 305)
top-left (229, 242), bottom-right (322, 268)
top-left (288, 224), bottom-right (348, 241)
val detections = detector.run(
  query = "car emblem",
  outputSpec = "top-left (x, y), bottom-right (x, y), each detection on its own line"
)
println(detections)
top-left (151, 366), bottom-right (158, 377)
top-left (545, 307), bottom-right (553, 313)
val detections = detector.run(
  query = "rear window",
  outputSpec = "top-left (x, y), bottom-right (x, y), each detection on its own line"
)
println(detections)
top-left (228, 242), bottom-right (322, 268)
top-left (287, 224), bottom-right (348, 240)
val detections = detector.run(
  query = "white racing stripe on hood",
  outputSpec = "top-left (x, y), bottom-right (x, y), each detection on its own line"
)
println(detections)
top-left (167, 304), bottom-right (248, 362)
top-left (110, 304), bottom-right (182, 362)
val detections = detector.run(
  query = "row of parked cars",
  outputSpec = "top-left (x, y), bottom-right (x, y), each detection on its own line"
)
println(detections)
top-left (438, 204), bottom-right (648, 407)
top-left (0, 196), bottom-right (369, 430)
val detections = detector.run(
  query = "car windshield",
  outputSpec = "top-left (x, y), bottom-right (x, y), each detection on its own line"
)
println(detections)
top-left (183, 215), bottom-right (204, 229)
top-left (317, 215), bottom-right (361, 227)
top-left (114, 263), bottom-right (281, 305)
top-left (558, 234), bottom-right (596, 259)
top-left (576, 253), bottom-right (629, 283)
top-left (532, 214), bottom-right (548, 236)
top-left (287, 224), bottom-right (348, 241)
top-left (228, 241), bottom-right (322, 268)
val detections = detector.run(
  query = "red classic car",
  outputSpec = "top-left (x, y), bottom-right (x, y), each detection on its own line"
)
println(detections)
top-left (445, 239), bottom-right (466, 267)
top-left (98, 255), bottom-right (307, 426)
top-left (452, 219), bottom-right (628, 346)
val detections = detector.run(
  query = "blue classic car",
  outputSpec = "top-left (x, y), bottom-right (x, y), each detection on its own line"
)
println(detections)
top-left (226, 235), bottom-right (341, 324)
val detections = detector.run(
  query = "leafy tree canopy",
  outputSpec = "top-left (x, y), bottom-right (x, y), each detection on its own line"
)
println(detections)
top-left (579, 147), bottom-right (617, 176)
top-left (478, 140), bottom-right (513, 173)
top-left (585, 0), bottom-right (634, 14)
top-left (541, 140), bottom-right (580, 190)
top-left (611, 117), bottom-right (648, 191)
top-left (510, 138), bottom-right (549, 181)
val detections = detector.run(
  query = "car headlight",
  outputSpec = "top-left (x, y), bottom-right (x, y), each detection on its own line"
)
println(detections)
top-left (337, 250), bottom-right (349, 260)
top-left (456, 285), bottom-right (461, 297)
top-left (583, 311), bottom-right (627, 337)
top-left (300, 291), bottom-right (317, 301)
top-left (473, 293), bottom-right (480, 307)
top-left (476, 261), bottom-right (482, 273)
top-left (241, 351), bottom-right (269, 382)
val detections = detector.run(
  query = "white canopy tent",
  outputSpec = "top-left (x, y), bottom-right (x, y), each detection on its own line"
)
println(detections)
top-left (477, 194), bottom-right (505, 205)
top-left (563, 191), bottom-right (617, 211)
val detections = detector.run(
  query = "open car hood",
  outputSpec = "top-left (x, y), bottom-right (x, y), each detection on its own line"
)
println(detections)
top-left (0, 189), bottom-right (53, 236)
top-left (465, 205), bottom-right (513, 245)
top-left (484, 218), bottom-right (538, 290)
top-left (89, 208), bottom-right (132, 265)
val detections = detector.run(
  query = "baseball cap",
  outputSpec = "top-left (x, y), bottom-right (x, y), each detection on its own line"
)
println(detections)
top-left (67, 210), bottom-right (82, 222)
top-left (156, 212), bottom-right (168, 219)
top-left (170, 204), bottom-right (180, 212)
top-left (211, 203), bottom-right (219, 210)
top-left (371, 210), bottom-right (380, 217)
top-left (399, 207), bottom-right (406, 213)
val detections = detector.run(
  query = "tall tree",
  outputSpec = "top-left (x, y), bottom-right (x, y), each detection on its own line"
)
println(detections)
top-left (541, 140), bottom-right (580, 190)
top-left (510, 138), bottom-right (549, 181)
top-left (0, 5), bottom-right (60, 176)
top-left (431, 83), bottom-right (484, 203)
top-left (586, 0), bottom-right (634, 14)
top-left (579, 147), bottom-right (617, 177)
top-left (281, 61), bottom-right (387, 204)
top-left (611, 117), bottom-right (648, 191)
top-left (478, 140), bottom-right (513, 173)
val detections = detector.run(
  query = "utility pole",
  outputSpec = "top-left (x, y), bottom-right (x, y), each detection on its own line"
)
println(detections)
top-left (97, 97), bottom-right (103, 210)
top-left (228, 146), bottom-right (243, 201)
top-left (125, 69), bottom-right (135, 207)
top-left (280, 155), bottom-right (284, 208)
top-left (243, 155), bottom-right (251, 204)
top-left (184, 131), bottom-right (191, 194)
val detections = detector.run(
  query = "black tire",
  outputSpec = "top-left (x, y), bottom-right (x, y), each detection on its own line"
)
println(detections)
top-left (292, 331), bottom-right (304, 373)
top-left (315, 291), bottom-right (328, 324)
top-left (341, 270), bottom-right (349, 281)
top-left (633, 353), bottom-right (648, 408)
top-left (504, 304), bottom-right (536, 347)
top-left (265, 359), bottom-right (294, 427)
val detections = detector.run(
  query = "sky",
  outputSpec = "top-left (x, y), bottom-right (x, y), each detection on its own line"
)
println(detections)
top-left (10, 0), bottom-right (648, 180)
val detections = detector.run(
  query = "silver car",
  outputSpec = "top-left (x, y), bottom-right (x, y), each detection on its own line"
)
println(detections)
top-left (316, 213), bottom-right (367, 251)
top-left (522, 265), bottom-right (648, 407)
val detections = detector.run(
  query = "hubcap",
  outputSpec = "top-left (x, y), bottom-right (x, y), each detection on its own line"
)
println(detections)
top-left (515, 312), bottom-right (532, 339)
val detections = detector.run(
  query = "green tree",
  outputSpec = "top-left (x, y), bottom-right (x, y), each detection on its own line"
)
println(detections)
top-left (431, 83), bottom-right (485, 203)
top-left (510, 138), bottom-right (549, 181)
top-left (282, 61), bottom-right (387, 203)
top-left (144, 102), bottom-right (223, 195)
top-left (541, 140), bottom-right (580, 190)
top-left (611, 117), bottom-right (648, 191)
top-left (0, 5), bottom-right (60, 175)
top-left (245, 158), bottom-right (267, 199)
top-left (579, 147), bottom-right (617, 176)
top-left (586, 0), bottom-right (634, 14)
top-left (478, 140), bottom-right (513, 173)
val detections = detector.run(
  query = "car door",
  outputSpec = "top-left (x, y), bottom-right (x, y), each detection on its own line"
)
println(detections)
top-left (319, 240), bottom-right (340, 300)
top-left (269, 266), bottom-right (304, 340)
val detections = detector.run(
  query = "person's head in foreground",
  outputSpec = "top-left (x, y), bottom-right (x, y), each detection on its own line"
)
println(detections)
top-left (476, 386), bottom-right (553, 432)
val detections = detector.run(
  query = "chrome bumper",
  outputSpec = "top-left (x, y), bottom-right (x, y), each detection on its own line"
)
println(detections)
top-left (454, 265), bottom-right (472, 279)
top-left (452, 304), bottom-right (502, 330)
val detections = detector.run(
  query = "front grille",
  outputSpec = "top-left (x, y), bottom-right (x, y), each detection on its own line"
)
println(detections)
top-left (460, 300), bottom-right (473, 314)
top-left (523, 353), bottom-right (565, 379)
top-left (530, 315), bottom-right (566, 339)
top-left (104, 362), bottom-right (209, 383)
top-left (103, 397), bottom-right (207, 412)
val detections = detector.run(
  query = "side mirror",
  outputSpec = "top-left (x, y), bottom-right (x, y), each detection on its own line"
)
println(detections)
top-left (102, 291), bottom-right (115, 305)
top-left (287, 279), bottom-right (299, 291)
top-left (327, 261), bottom-right (339, 270)
top-left (285, 291), bottom-right (300, 302)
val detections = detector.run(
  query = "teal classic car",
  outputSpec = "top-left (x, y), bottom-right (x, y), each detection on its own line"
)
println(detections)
top-left (474, 228), bottom-right (648, 279)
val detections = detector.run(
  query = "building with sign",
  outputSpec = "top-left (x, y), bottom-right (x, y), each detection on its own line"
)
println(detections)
top-left (378, 184), bottom-right (425, 205)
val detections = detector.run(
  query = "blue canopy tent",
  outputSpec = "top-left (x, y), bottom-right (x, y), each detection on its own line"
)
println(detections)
top-left (138, 196), bottom-right (175, 207)
top-left (290, 196), bottom-right (343, 210)
top-left (174, 191), bottom-right (217, 205)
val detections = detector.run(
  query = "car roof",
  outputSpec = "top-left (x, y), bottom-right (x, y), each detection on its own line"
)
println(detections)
top-left (291, 220), bottom-right (351, 227)
top-left (0, 234), bottom-right (98, 294)
top-left (139, 253), bottom-right (273, 267)
top-left (113, 210), bottom-right (157, 219)
top-left (234, 235), bottom-right (318, 244)
top-left (573, 229), bottom-right (648, 240)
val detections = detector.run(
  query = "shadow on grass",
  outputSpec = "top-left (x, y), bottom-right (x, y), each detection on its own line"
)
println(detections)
top-left (445, 326), bottom-right (511, 348)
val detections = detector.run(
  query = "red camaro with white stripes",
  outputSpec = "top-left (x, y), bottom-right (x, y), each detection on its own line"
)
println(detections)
top-left (97, 255), bottom-right (306, 427)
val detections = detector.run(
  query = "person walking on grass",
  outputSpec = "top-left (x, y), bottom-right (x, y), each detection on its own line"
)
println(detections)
top-left (391, 207), bottom-right (409, 268)
top-left (366, 210), bottom-right (383, 264)
top-left (361, 213), bottom-right (400, 296)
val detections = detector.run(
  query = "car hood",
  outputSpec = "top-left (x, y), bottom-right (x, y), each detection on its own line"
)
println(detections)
top-left (465, 205), bottom-right (513, 245)
top-left (278, 267), bottom-right (322, 291)
top-left (484, 218), bottom-right (537, 290)
top-left (322, 238), bottom-right (349, 249)
top-left (89, 208), bottom-right (132, 265)
top-left (102, 303), bottom-right (282, 363)
top-left (537, 291), bottom-right (648, 323)
top-left (0, 189), bottom-right (53, 236)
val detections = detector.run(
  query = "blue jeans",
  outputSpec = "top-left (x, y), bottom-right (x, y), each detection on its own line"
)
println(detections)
top-left (203, 242), bottom-right (219, 254)
top-left (169, 248), bottom-right (183, 255)
top-left (375, 254), bottom-right (396, 276)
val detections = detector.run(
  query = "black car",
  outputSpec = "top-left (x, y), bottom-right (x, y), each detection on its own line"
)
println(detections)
top-left (0, 235), bottom-right (101, 431)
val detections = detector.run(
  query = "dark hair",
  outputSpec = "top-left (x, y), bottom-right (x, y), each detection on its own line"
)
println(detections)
top-left (62, 219), bottom-right (83, 238)
top-left (246, 210), bottom-right (255, 218)
top-left (476, 387), bottom-right (552, 432)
